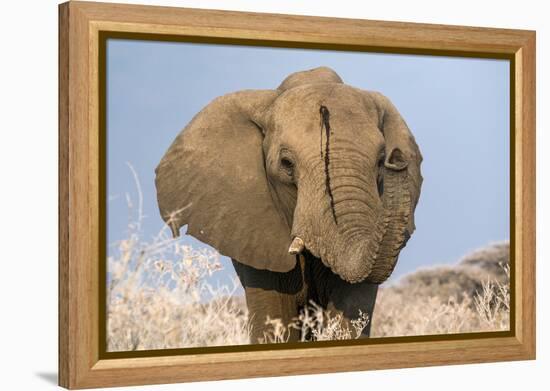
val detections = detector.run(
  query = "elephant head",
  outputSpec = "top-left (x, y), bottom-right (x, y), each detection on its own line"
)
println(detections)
top-left (155, 67), bottom-right (422, 284)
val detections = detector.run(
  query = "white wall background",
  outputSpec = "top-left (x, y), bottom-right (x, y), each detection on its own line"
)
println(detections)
top-left (0, 0), bottom-right (546, 389)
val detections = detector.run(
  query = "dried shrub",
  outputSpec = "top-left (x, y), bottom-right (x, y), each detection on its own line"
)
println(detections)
top-left (260, 302), bottom-right (369, 343)
top-left (371, 247), bottom-right (510, 337)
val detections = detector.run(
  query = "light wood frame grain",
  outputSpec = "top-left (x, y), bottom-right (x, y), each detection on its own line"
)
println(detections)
top-left (58, 1), bottom-right (536, 389)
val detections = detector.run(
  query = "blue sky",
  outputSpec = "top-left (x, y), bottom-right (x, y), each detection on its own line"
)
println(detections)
top-left (106, 39), bottom-right (509, 287)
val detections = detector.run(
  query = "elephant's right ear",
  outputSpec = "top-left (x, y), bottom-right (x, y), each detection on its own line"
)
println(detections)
top-left (155, 90), bottom-right (297, 273)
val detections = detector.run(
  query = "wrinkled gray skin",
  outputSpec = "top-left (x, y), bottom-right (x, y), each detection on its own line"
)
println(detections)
top-left (155, 67), bottom-right (422, 342)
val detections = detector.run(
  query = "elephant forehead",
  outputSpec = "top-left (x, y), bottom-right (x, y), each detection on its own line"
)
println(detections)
top-left (272, 85), bottom-right (372, 120)
top-left (269, 85), bottom-right (378, 136)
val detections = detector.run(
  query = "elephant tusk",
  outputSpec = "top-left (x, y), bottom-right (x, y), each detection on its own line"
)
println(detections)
top-left (288, 237), bottom-right (305, 255)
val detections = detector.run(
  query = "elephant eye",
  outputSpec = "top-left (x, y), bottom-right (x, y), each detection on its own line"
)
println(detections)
top-left (280, 157), bottom-right (294, 175)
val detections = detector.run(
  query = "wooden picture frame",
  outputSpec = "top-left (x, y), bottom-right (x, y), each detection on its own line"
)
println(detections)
top-left (58, 1), bottom-right (536, 389)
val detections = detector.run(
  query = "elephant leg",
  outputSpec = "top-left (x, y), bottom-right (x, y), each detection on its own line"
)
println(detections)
top-left (326, 279), bottom-right (379, 338)
top-left (231, 258), bottom-right (305, 344)
top-left (244, 287), bottom-right (301, 343)
top-left (302, 253), bottom-right (378, 338)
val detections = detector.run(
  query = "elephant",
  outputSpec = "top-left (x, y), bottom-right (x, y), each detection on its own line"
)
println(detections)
top-left (155, 67), bottom-right (422, 343)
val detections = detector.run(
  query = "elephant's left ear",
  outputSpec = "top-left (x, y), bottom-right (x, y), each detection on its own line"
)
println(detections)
top-left (155, 90), bottom-right (297, 272)
top-left (363, 91), bottom-right (423, 234)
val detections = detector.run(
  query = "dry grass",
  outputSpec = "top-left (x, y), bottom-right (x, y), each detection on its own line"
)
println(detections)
top-left (107, 232), bottom-right (250, 351)
top-left (371, 244), bottom-right (510, 337)
top-left (107, 168), bottom-right (509, 351)
top-left (260, 304), bottom-right (370, 344)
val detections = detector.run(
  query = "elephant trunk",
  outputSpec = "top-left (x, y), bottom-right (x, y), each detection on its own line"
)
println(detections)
top-left (292, 150), bottom-right (412, 284)
top-left (367, 168), bottom-right (412, 282)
